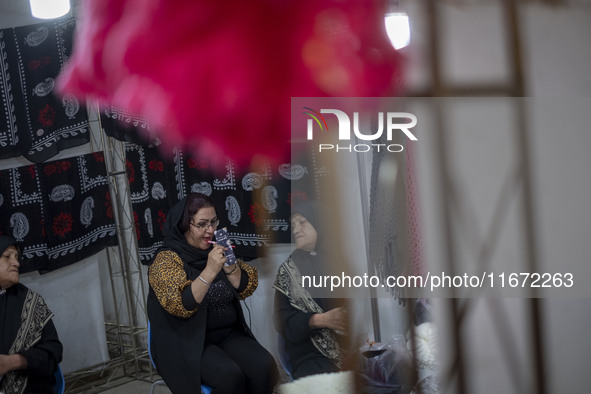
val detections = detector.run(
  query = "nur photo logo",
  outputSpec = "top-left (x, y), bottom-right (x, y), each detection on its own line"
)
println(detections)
top-left (303, 107), bottom-right (418, 153)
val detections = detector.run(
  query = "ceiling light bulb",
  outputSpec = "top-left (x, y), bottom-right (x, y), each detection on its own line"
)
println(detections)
top-left (30, 0), bottom-right (71, 20)
top-left (385, 13), bottom-right (411, 50)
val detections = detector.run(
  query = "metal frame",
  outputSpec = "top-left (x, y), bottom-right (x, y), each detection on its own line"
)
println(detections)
top-left (413, 1), bottom-right (546, 393)
top-left (62, 106), bottom-right (155, 393)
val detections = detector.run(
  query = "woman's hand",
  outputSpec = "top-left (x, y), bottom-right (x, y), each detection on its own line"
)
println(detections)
top-left (200, 245), bottom-right (227, 283)
top-left (190, 245), bottom-right (227, 302)
top-left (309, 307), bottom-right (348, 333)
top-left (0, 354), bottom-right (27, 375)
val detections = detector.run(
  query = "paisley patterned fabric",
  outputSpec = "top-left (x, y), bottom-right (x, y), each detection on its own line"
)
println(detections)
top-left (100, 112), bottom-right (337, 264)
top-left (98, 106), bottom-right (337, 264)
top-left (0, 17), bottom-right (90, 163)
top-left (0, 152), bottom-right (118, 273)
top-left (124, 143), bottom-right (298, 263)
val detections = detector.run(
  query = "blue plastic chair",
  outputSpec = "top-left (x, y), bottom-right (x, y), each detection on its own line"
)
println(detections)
top-left (53, 364), bottom-right (65, 394)
top-left (148, 322), bottom-right (212, 394)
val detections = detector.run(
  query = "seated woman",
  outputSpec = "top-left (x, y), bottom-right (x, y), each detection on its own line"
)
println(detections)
top-left (0, 236), bottom-right (63, 394)
top-left (273, 201), bottom-right (348, 380)
top-left (147, 193), bottom-right (278, 394)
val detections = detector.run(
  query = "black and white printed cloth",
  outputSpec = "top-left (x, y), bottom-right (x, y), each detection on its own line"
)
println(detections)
top-left (0, 17), bottom-right (90, 163)
top-left (0, 152), bottom-right (118, 273)
top-left (100, 107), bottom-right (338, 264)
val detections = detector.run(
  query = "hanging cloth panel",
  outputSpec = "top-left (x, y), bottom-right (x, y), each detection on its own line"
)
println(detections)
top-left (124, 144), bottom-right (179, 263)
top-left (0, 152), bottom-right (118, 273)
top-left (0, 165), bottom-right (47, 273)
top-left (38, 152), bottom-right (118, 273)
top-left (100, 106), bottom-right (156, 145)
top-left (173, 151), bottom-right (263, 261)
top-left (0, 17), bottom-right (90, 163)
top-left (101, 108), bottom-right (295, 261)
top-left (368, 137), bottom-right (408, 302)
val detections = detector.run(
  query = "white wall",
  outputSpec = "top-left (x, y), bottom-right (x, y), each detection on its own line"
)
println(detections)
top-left (20, 253), bottom-right (110, 374)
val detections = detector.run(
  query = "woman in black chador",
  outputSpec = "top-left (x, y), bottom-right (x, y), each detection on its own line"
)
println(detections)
top-left (147, 193), bottom-right (277, 394)
top-left (273, 201), bottom-right (348, 380)
top-left (0, 236), bottom-right (63, 394)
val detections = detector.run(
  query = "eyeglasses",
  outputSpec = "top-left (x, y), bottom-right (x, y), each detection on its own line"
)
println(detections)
top-left (190, 218), bottom-right (219, 231)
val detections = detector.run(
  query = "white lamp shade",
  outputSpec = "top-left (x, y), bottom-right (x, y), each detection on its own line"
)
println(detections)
top-left (30, 0), bottom-right (71, 20)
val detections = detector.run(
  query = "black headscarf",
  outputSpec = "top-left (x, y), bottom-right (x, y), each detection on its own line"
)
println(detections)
top-left (291, 201), bottom-right (320, 232)
top-left (1, 236), bottom-right (21, 357)
top-left (159, 196), bottom-right (213, 270)
top-left (291, 200), bottom-right (326, 252)
top-left (0, 235), bottom-right (18, 294)
top-left (290, 201), bottom-right (347, 302)
top-left (0, 235), bottom-right (17, 256)
top-left (290, 201), bottom-right (332, 291)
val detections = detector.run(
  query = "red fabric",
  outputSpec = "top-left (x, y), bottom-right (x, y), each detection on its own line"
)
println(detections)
top-left (58, 0), bottom-right (403, 166)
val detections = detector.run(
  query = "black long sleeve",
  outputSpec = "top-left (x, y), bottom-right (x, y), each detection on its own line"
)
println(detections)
top-left (274, 291), bottom-right (315, 343)
top-left (19, 319), bottom-right (63, 377)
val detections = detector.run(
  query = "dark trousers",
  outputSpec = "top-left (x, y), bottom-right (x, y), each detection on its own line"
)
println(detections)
top-left (201, 330), bottom-right (278, 394)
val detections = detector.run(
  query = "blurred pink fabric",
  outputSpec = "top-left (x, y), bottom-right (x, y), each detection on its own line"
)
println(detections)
top-left (58, 0), bottom-right (403, 166)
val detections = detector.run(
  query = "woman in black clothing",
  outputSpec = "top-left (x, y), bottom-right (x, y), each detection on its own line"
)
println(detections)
top-left (273, 201), bottom-right (348, 379)
top-left (0, 236), bottom-right (63, 394)
top-left (147, 193), bottom-right (277, 394)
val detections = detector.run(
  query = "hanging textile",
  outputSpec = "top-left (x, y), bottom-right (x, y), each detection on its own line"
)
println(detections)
top-left (126, 145), bottom-right (269, 263)
top-left (174, 150), bottom-right (262, 258)
top-left (100, 105), bottom-right (157, 146)
top-left (405, 143), bottom-right (425, 278)
top-left (258, 161), bottom-right (292, 245)
top-left (368, 135), bottom-right (423, 303)
top-left (288, 143), bottom-right (334, 206)
top-left (0, 17), bottom-right (90, 163)
top-left (99, 105), bottom-right (345, 262)
top-left (0, 164), bottom-right (47, 273)
top-left (39, 152), bottom-right (118, 273)
top-left (121, 140), bottom-right (301, 263)
top-left (124, 144), bottom-right (179, 263)
top-left (99, 105), bottom-right (291, 262)
top-left (0, 152), bottom-right (118, 274)
top-left (368, 144), bottom-right (404, 301)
